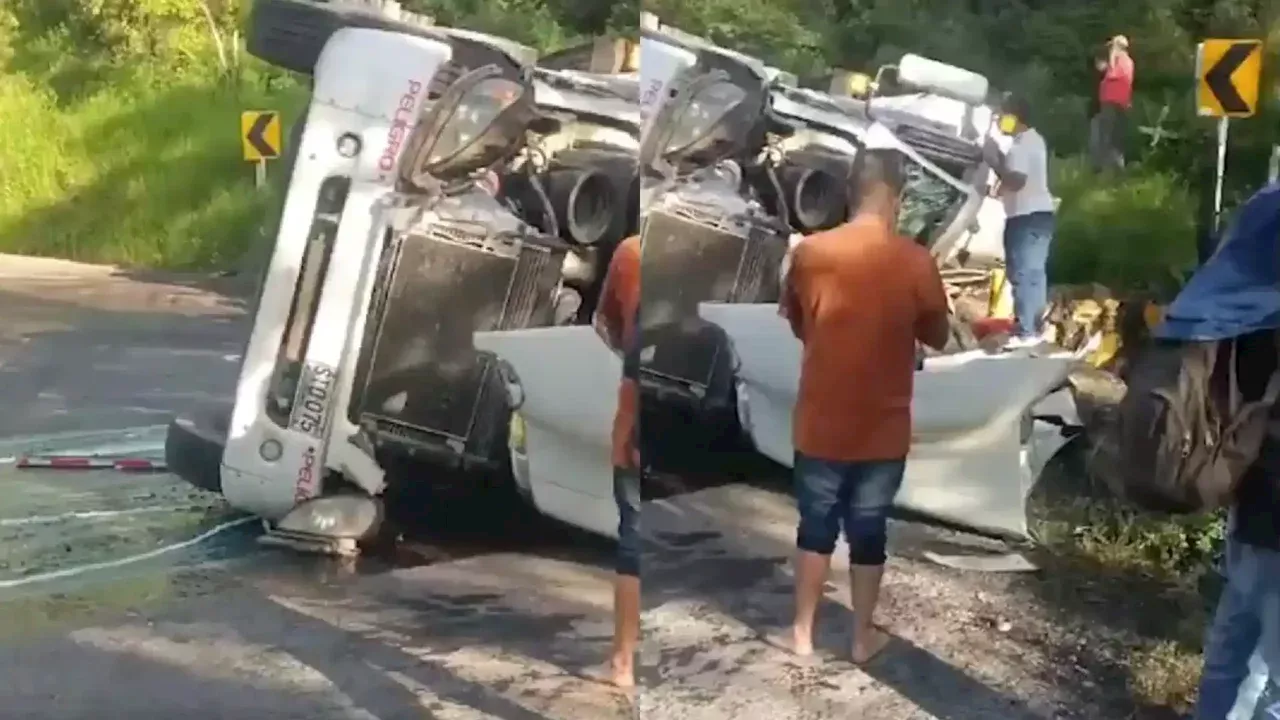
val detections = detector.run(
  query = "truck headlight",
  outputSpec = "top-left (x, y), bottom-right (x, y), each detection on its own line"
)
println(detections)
top-left (401, 66), bottom-right (536, 185)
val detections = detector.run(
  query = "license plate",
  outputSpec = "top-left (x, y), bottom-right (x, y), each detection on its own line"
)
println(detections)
top-left (289, 361), bottom-right (336, 439)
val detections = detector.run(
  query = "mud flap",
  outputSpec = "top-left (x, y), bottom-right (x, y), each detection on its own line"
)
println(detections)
top-left (698, 302), bottom-right (1079, 541)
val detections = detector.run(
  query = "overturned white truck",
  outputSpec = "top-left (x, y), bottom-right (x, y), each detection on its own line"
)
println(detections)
top-left (165, 2), bottom-right (641, 552)
top-left (476, 27), bottom-right (1086, 549)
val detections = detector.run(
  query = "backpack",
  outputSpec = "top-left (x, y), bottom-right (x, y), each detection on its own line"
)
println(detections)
top-left (1100, 337), bottom-right (1280, 513)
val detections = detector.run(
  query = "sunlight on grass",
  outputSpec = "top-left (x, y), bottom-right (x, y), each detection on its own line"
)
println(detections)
top-left (0, 56), bottom-right (304, 269)
top-left (1129, 640), bottom-right (1203, 714)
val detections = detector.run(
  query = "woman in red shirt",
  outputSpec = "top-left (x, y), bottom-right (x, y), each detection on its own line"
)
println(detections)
top-left (1090, 34), bottom-right (1134, 172)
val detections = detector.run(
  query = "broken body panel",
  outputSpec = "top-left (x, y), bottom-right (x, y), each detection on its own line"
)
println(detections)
top-left (699, 303), bottom-right (1079, 539)
top-left (475, 32), bottom-right (1084, 543)
top-left (474, 326), bottom-right (621, 538)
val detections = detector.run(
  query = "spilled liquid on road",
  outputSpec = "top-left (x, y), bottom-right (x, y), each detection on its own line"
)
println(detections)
top-left (0, 427), bottom-right (619, 640)
top-left (0, 468), bottom-right (258, 639)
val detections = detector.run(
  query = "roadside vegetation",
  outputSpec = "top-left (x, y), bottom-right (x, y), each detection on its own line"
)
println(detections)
top-left (3, 0), bottom-right (1278, 711)
top-left (0, 1), bottom-right (302, 268)
top-left (0, 0), bottom-right (629, 269)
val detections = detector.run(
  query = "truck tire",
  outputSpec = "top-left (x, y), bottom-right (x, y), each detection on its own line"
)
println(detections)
top-left (165, 404), bottom-right (232, 494)
top-left (247, 0), bottom-right (437, 75)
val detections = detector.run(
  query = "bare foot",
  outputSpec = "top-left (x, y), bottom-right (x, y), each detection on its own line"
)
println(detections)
top-left (850, 626), bottom-right (891, 665)
top-left (581, 660), bottom-right (635, 692)
top-left (762, 628), bottom-right (815, 658)
top-left (611, 662), bottom-right (635, 691)
top-left (791, 626), bottom-right (815, 657)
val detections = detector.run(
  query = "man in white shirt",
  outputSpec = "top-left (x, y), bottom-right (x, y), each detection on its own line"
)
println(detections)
top-left (985, 94), bottom-right (1056, 347)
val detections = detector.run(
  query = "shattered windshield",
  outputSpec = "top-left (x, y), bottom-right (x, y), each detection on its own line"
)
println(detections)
top-left (896, 155), bottom-right (965, 245)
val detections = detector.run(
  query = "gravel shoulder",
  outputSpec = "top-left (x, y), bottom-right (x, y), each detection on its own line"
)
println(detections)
top-left (641, 483), bottom-right (1155, 720)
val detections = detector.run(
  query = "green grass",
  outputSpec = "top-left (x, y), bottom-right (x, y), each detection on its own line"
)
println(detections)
top-left (1029, 450), bottom-right (1226, 714)
top-left (0, 53), bottom-right (306, 270)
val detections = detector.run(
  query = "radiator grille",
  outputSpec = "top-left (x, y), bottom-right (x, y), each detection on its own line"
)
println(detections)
top-left (639, 208), bottom-right (786, 397)
top-left (350, 225), bottom-right (564, 466)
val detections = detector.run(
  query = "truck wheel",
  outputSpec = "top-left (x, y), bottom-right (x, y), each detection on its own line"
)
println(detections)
top-left (165, 404), bottom-right (231, 494)
top-left (246, 0), bottom-right (436, 74)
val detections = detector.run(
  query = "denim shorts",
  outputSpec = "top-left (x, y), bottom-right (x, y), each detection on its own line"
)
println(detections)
top-left (793, 452), bottom-right (905, 566)
top-left (613, 466), bottom-right (641, 577)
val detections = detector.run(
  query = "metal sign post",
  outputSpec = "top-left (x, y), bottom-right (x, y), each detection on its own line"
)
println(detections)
top-left (241, 110), bottom-right (283, 189)
top-left (1213, 116), bottom-right (1229, 231)
top-left (1195, 39), bottom-right (1263, 238)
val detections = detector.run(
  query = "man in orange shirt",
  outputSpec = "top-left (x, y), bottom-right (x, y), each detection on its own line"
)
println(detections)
top-left (779, 149), bottom-right (950, 664)
top-left (592, 234), bottom-right (641, 689)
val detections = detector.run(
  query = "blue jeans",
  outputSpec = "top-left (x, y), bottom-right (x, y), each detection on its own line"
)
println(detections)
top-left (793, 453), bottom-right (905, 566)
top-left (613, 466), bottom-right (640, 577)
top-left (1003, 211), bottom-right (1055, 338)
top-left (1196, 534), bottom-right (1280, 719)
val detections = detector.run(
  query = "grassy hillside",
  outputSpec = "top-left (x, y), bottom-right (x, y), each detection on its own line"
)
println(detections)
top-left (0, 1), bottom-right (306, 268)
top-left (0, 63), bottom-right (306, 268)
top-left (0, 0), bottom-right (628, 270)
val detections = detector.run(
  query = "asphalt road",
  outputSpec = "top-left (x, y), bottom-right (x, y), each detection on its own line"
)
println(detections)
top-left (0, 256), bottom-right (246, 437)
top-left (0, 256), bottom-right (636, 719)
top-left (0, 255), bottom-right (1133, 719)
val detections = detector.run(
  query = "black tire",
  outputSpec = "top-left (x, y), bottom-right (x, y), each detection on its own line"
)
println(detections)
top-left (165, 404), bottom-right (232, 494)
top-left (247, 0), bottom-right (439, 75)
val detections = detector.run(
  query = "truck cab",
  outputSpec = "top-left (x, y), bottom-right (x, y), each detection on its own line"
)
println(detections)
top-left (166, 19), bottom-right (639, 553)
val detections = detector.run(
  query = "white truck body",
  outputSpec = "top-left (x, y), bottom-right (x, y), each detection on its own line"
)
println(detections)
top-left (472, 30), bottom-right (1083, 545)
top-left (223, 28), bottom-right (452, 520)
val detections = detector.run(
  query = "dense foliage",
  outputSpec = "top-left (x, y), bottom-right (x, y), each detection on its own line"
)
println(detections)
top-left (0, 0), bottom-right (1274, 274)
top-left (646, 0), bottom-right (1280, 293)
top-left (0, 0), bottom-right (636, 266)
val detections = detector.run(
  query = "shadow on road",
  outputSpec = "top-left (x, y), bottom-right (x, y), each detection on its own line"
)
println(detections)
top-left (638, 403), bottom-right (1169, 718)
top-left (641, 498), bottom-right (1051, 719)
top-left (0, 554), bottom-right (634, 719)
